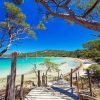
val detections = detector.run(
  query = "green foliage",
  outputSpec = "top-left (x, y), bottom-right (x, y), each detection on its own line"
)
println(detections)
top-left (0, 22), bottom-right (8, 29)
top-left (15, 13), bottom-right (26, 23)
top-left (2, 2), bottom-right (35, 37)
top-left (83, 40), bottom-right (100, 51)
top-left (4, 2), bottom-right (21, 16)
top-left (40, 58), bottom-right (59, 74)
top-left (74, 49), bottom-right (100, 58)
top-left (88, 64), bottom-right (100, 71)
top-left (37, 21), bottom-right (46, 30)
top-left (66, 20), bottom-right (74, 25)
top-left (86, 64), bottom-right (100, 78)
top-left (71, 0), bottom-right (100, 19)
top-left (4, 2), bottom-right (26, 24)
top-left (0, 2), bottom-right (36, 55)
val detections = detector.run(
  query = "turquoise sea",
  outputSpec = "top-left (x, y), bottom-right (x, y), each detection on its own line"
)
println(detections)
top-left (0, 57), bottom-right (80, 78)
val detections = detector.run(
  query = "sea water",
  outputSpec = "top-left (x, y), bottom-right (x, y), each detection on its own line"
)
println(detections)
top-left (0, 57), bottom-right (80, 78)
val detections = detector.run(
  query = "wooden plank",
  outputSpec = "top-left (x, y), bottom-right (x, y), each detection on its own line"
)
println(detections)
top-left (20, 74), bottom-right (24, 100)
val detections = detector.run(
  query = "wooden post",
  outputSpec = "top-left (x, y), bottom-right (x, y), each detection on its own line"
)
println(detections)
top-left (54, 77), bottom-right (56, 81)
top-left (9, 52), bottom-right (17, 100)
top-left (78, 71), bottom-right (80, 79)
top-left (20, 74), bottom-right (24, 100)
top-left (70, 69), bottom-right (73, 88)
top-left (42, 73), bottom-right (45, 87)
top-left (76, 73), bottom-right (79, 94)
top-left (45, 75), bottom-right (47, 87)
top-left (58, 71), bottom-right (60, 80)
top-left (78, 94), bottom-right (83, 100)
top-left (5, 75), bottom-right (11, 100)
top-left (87, 70), bottom-right (92, 96)
top-left (38, 70), bottom-right (41, 87)
top-left (80, 77), bottom-right (84, 89)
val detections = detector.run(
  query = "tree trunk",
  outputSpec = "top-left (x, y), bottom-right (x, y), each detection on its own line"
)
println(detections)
top-left (0, 37), bottom-right (12, 56)
top-left (0, 27), bottom-right (13, 56)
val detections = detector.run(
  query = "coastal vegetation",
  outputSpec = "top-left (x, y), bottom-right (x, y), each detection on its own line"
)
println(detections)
top-left (3, 40), bottom-right (99, 63)
top-left (86, 64), bottom-right (100, 79)
top-left (40, 58), bottom-right (60, 76)
top-left (3, 40), bottom-right (100, 64)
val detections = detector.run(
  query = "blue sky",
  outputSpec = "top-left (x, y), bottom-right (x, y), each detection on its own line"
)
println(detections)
top-left (0, 0), bottom-right (100, 53)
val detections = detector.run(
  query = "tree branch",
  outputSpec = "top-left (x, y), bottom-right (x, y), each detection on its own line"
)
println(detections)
top-left (39, 0), bottom-right (100, 31)
top-left (0, 36), bottom-right (12, 56)
top-left (82, 0), bottom-right (99, 18)
top-left (61, 0), bottom-right (71, 7)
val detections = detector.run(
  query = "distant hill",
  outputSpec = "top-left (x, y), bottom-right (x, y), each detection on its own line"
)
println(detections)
top-left (18, 50), bottom-right (74, 57)
top-left (3, 49), bottom-right (100, 61)
top-left (2, 50), bottom-right (74, 57)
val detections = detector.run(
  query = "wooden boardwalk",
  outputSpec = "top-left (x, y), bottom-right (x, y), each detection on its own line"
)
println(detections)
top-left (24, 81), bottom-right (78, 100)
top-left (24, 87), bottom-right (66, 100)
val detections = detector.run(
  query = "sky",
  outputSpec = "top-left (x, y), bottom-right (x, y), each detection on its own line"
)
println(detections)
top-left (0, 0), bottom-right (100, 53)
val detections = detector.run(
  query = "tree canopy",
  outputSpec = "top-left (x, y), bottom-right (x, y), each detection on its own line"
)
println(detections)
top-left (83, 40), bottom-right (100, 51)
top-left (5, 0), bottom-right (100, 31)
top-left (0, 2), bottom-right (35, 56)
top-left (40, 58), bottom-right (59, 75)
top-left (86, 64), bottom-right (100, 78)
top-left (37, 0), bottom-right (100, 31)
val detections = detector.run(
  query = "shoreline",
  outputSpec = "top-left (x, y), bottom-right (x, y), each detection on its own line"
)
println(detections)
top-left (64, 58), bottom-right (83, 77)
top-left (0, 58), bottom-right (93, 90)
top-left (64, 58), bottom-right (96, 77)
top-left (0, 57), bottom-right (80, 78)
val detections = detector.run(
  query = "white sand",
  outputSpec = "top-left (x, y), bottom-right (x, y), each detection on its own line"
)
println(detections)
top-left (77, 59), bottom-right (96, 76)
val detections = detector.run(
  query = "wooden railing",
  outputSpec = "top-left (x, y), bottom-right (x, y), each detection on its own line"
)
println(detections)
top-left (0, 52), bottom-right (49, 100)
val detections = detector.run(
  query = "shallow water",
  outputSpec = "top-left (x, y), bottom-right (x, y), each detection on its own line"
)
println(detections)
top-left (0, 57), bottom-right (80, 78)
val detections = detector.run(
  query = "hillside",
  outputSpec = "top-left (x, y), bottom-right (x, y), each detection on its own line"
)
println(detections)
top-left (18, 50), bottom-right (74, 57)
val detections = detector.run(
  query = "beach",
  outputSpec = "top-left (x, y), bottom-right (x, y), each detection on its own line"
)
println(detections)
top-left (78, 59), bottom-right (97, 76)
top-left (0, 58), bottom-right (94, 91)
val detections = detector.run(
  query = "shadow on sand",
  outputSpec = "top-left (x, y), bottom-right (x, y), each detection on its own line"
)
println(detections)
top-left (52, 86), bottom-right (78, 100)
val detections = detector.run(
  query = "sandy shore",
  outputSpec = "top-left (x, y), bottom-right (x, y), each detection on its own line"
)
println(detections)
top-left (0, 70), bottom-right (57, 90)
top-left (0, 58), bottom-right (95, 90)
top-left (64, 58), bottom-right (97, 77)
top-left (0, 61), bottom-right (69, 90)
top-left (77, 59), bottom-right (97, 76)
